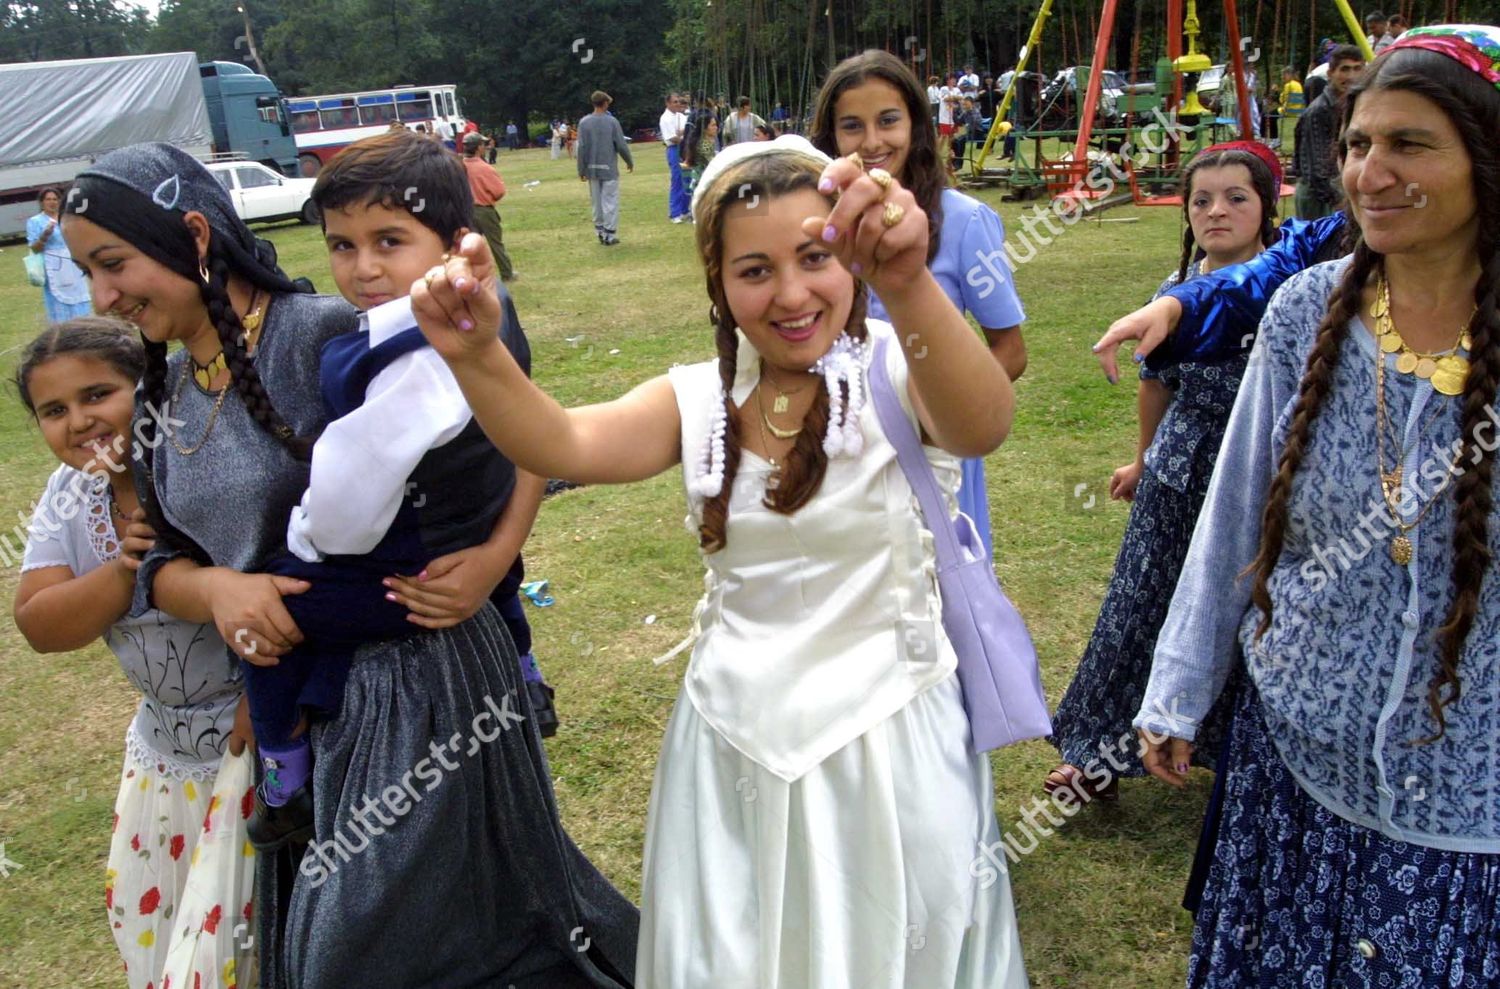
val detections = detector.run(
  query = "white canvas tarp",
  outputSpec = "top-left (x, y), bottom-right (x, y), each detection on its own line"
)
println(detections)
top-left (0, 51), bottom-right (211, 167)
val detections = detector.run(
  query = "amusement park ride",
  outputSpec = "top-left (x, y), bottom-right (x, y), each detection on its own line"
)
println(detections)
top-left (965, 0), bottom-right (1375, 204)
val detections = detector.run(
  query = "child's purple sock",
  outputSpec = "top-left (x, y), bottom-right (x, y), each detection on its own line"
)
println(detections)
top-left (260, 740), bottom-right (311, 806)
top-left (520, 652), bottom-right (544, 684)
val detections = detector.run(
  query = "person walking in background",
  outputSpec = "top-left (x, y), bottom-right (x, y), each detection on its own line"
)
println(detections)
top-left (1366, 10), bottom-right (1395, 52)
top-left (577, 90), bottom-right (634, 246)
top-left (1293, 44), bottom-right (1364, 219)
top-left (461, 132), bottom-right (517, 281)
top-left (723, 96), bottom-right (765, 144)
top-left (27, 188), bottom-right (91, 323)
top-left (505, 121), bottom-right (519, 150)
top-left (550, 120), bottom-right (563, 159)
top-left (659, 92), bottom-right (691, 222)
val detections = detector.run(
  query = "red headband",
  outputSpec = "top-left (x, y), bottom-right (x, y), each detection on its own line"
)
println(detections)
top-left (1194, 140), bottom-right (1284, 189)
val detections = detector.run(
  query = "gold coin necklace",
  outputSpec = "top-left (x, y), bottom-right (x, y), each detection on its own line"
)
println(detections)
top-left (1374, 331), bottom-right (1460, 566)
top-left (1372, 271), bottom-right (1473, 396)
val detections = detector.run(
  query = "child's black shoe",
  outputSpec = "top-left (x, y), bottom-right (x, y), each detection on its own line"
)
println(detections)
top-left (248, 781), bottom-right (315, 851)
top-left (528, 679), bottom-right (560, 738)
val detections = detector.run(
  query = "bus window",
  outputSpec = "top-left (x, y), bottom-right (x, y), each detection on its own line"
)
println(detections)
top-left (320, 99), bottom-right (359, 129)
top-left (360, 102), bottom-right (397, 126)
top-left (289, 108), bottom-right (321, 133)
top-left (396, 92), bottom-right (432, 122)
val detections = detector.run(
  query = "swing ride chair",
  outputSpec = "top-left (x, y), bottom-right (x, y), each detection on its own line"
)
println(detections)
top-left (963, 0), bottom-right (1373, 207)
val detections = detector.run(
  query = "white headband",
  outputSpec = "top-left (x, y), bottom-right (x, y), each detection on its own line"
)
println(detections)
top-left (689, 134), bottom-right (833, 218)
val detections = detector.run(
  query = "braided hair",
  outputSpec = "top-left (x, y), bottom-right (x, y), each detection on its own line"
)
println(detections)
top-left (1176, 149), bottom-right (1281, 284)
top-left (693, 154), bottom-right (869, 553)
top-left (1245, 48), bottom-right (1500, 741)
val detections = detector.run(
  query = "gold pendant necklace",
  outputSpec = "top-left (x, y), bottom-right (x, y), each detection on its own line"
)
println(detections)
top-left (761, 361), bottom-right (814, 415)
top-left (756, 380), bottom-right (801, 443)
top-left (189, 290), bottom-right (266, 390)
top-left (192, 351), bottom-right (228, 390)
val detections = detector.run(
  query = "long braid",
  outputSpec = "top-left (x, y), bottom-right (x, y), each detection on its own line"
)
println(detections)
top-left (1176, 222), bottom-right (1200, 286)
top-left (200, 242), bottom-right (312, 461)
top-left (1244, 242), bottom-right (1377, 635)
top-left (698, 306), bottom-right (746, 553)
top-left (1428, 248), bottom-right (1500, 739)
top-left (133, 338), bottom-right (208, 562)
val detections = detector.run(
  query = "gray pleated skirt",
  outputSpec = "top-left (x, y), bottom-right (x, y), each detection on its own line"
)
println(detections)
top-left (256, 603), bottom-right (638, 988)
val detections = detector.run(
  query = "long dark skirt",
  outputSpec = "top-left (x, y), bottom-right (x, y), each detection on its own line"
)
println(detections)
top-left (257, 603), bottom-right (638, 988)
top-left (1049, 461), bottom-right (1234, 776)
top-left (1190, 683), bottom-right (1500, 988)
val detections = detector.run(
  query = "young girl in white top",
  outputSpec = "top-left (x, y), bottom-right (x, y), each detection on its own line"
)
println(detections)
top-left (409, 135), bottom-right (1031, 987)
top-left (12, 318), bottom-right (256, 989)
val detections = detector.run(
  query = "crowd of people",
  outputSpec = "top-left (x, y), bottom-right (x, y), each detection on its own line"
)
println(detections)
top-left (10, 17), bottom-right (1500, 989)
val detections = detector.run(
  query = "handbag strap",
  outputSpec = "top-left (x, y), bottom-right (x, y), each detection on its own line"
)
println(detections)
top-left (867, 335), bottom-right (965, 569)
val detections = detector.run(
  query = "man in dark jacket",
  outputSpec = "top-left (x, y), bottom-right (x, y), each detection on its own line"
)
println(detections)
top-left (1293, 45), bottom-right (1365, 220)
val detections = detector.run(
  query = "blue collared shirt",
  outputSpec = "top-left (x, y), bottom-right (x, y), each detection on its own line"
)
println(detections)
top-left (1137, 259), bottom-right (1500, 853)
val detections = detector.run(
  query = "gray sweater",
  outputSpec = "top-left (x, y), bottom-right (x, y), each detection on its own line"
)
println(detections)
top-left (576, 111), bottom-right (633, 181)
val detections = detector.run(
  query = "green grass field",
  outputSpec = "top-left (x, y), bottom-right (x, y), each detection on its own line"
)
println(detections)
top-left (0, 146), bottom-right (1222, 988)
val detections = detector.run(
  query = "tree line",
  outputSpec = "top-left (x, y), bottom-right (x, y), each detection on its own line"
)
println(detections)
top-left (4, 0), bottom-right (1490, 134)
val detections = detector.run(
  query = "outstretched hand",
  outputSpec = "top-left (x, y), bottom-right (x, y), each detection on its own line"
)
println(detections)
top-left (800, 153), bottom-right (929, 297)
top-left (1092, 296), bottom-right (1183, 384)
top-left (410, 231), bottom-right (503, 363)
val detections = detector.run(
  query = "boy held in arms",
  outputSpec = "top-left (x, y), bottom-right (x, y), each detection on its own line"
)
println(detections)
top-left (244, 130), bottom-right (556, 849)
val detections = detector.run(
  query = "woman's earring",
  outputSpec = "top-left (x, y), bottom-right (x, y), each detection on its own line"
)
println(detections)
top-left (198, 257), bottom-right (210, 285)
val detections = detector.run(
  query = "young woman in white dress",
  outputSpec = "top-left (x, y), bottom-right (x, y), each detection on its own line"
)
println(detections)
top-left (410, 135), bottom-right (1031, 989)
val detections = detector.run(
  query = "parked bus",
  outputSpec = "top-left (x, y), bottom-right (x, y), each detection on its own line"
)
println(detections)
top-left (286, 85), bottom-right (465, 175)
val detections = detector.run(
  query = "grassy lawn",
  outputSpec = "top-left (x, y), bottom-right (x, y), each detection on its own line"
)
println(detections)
top-left (0, 145), bottom-right (1221, 987)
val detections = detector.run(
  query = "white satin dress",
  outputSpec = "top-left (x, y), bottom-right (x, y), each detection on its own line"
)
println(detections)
top-left (637, 320), bottom-right (1029, 989)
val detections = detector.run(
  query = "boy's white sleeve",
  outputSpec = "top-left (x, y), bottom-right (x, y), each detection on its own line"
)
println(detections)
top-left (286, 348), bottom-right (472, 561)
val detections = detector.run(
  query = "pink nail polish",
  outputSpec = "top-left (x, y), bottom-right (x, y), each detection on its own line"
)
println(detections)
top-left (417, 570), bottom-right (429, 582)
top-left (818, 178), bottom-right (835, 193)
top-left (850, 262), bottom-right (864, 277)
top-left (454, 278), bottom-right (469, 292)
top-left (385, 592), bottom-right (397, 602)
top-left (459, 319), bottom-right (473, 332)
top-left (822, 224), bottom-right (838, 243)
top-left (1175, 762), bottom-right (1188, 775)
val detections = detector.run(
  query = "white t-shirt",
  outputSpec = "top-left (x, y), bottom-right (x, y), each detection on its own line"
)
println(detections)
top-left (926, 84), bottom-right (941, 107)
top-left (659, 108), bottom-right (685, 145)
top-left (959, 72), bottom-right (981, 92)
top-left (937, 87), bottom-right (959, 125)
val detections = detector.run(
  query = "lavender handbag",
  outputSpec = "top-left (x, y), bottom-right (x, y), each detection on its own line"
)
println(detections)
top-left (868, 335), bottom-right (1052, 753)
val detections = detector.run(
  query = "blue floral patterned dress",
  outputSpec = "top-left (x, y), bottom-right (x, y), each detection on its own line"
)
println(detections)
top-left (1191, 681), bottom-right (1500, 988)
top-left (1049, 268), bottom-right (1246, 775)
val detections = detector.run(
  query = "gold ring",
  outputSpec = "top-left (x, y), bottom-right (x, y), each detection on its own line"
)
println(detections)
top-left (881, 201), bottom-right (905, 228)
top-left (424, 266), bottom-right (441, 289)
top-left (846, 151), bottom-right (864, 171)
top-left (868, 168), bottom-right (894, 197)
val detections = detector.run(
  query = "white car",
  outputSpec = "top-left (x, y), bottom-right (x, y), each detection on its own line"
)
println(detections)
top-left (206, 161), bottom-right (319, 225)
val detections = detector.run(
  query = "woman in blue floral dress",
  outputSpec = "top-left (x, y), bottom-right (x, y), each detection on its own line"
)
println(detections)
top-left (1045, 142), bottom-right (1284, 799)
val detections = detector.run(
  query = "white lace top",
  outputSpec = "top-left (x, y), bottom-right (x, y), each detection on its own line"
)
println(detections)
top-left (22, 465), bottom-right (239, 778)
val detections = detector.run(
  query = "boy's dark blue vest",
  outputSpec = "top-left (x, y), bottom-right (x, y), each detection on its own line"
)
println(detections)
top-left (315, 289), bottom-right (529, 599)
